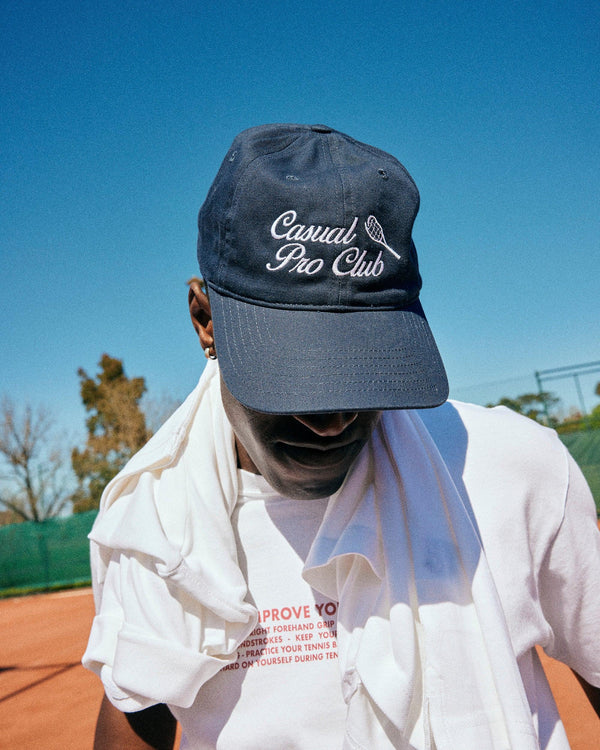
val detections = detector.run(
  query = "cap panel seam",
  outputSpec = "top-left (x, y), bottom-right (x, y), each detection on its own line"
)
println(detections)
top-left (328, 134), bottom-right (355, 307)
top-left (339, 135), bottom-right (420, 197)
top-left (320, 133), bottom-right (346, 307)
top-left (216, 133), bottom-right (304, 287)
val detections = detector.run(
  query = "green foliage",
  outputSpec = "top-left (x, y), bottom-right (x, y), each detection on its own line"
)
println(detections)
top-left (71, 354), bottom-right (151, 512)
top-left (487, 391), bottom-right (560, 426)
top-left (590, 382), bottom-right (600, 429)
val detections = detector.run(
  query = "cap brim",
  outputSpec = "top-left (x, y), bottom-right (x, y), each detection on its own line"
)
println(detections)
top-left (209, 290), bottom-right (449, 414)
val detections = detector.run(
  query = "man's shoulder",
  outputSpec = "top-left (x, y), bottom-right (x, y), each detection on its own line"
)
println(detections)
top-left (416, 400), bottom-right (571, 556)
top-left (419, 399), bottom-right (562, 453)
top-left (417, 399), bottom-right (568, 490)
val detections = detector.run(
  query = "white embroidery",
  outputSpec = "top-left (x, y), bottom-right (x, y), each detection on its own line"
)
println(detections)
top-left (266, 244), bottom-right (324, 274)
top-left (332, 248), bottom-right (384, 277)
top-left (266, 210), bottom-right (396, 279)
top-left (271, 211), bottom-right (357, 245)
top-left (364, 215), bottom-right (400, 259)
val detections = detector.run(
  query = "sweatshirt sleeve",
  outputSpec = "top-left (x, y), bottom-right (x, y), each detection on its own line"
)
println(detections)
top-left (83, 543), bottom-right (255, 711)
top-left (82, 468), bottom-right (257, 712)
top-left (538, 449), bottom-right (600, 687)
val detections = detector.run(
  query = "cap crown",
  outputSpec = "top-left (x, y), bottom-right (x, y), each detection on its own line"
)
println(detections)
top-left (198, 124), bottom-right (422, 311)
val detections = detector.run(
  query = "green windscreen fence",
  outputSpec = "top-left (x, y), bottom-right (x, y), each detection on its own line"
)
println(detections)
top-left (0, 510), bottom-right (98, 596)
top-left (559, 428), bottom-right (600, 516)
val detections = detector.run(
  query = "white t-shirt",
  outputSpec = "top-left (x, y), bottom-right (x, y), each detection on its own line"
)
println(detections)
top-left (84, 397), bottom-right (600, 749)
top-left (172, 470), bottom-right (347, 748)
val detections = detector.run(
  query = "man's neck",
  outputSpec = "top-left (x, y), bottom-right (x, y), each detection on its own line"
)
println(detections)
top-left (235, 437), bottom-right (260, 474)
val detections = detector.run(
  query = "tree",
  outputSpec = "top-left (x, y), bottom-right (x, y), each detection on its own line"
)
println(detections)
top-left (141, 392), bottom-right (182, 434)
top-left (0, 398), bottom-right (73, 522)
top-left (71, 354), bottom-right (151, 512)
top-left (487, 391), bottom-right (560, 425)
top-left (589, 382), bottom-right (600, 429)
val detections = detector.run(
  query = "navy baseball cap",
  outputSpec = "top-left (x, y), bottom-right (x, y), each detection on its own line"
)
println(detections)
top-left (197, 123), bottom-right (448, 414)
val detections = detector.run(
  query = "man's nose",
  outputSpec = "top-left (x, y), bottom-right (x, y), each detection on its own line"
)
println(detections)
top-left (293, 412), bottom-right (358, 437)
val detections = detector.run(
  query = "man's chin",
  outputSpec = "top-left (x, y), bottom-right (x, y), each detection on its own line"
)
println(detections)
top-left (275, 474), bottom-right (348, 501)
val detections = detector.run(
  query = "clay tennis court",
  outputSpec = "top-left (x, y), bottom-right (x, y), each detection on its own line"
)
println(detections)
top-left (1, 588), bottom-right (598, 748)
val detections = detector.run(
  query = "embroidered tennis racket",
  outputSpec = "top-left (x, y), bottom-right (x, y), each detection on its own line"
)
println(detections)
top-left (365, 215), bottom-right (400, 259)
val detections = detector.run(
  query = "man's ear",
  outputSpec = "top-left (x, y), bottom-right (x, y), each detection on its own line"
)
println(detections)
top-left (187, 277), bottom-right (215, 354)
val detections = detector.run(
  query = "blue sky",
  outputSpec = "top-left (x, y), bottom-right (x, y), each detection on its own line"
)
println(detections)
top-left (2, 0), bottom-right (599, 441)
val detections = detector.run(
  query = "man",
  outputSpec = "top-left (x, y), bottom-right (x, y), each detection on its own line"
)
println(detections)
top-left (84, 124), bottom-right (600, 749)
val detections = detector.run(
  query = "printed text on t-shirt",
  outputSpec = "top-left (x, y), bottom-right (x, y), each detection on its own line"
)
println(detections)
top-left (222, 600), bottom-right (338, 672)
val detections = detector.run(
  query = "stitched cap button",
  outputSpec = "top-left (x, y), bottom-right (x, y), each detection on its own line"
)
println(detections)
top-left (310, 124), bottom-right (332, 133)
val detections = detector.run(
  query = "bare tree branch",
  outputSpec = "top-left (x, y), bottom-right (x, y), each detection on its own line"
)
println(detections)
top-left (0, 398), bottom-right (74, 522)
